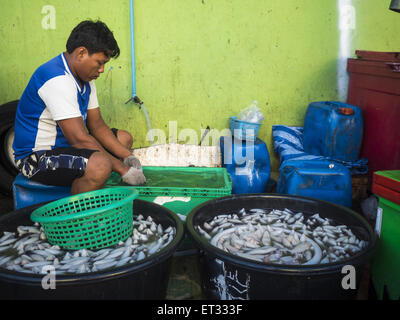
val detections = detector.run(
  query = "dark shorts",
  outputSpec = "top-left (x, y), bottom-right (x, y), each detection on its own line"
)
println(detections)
top-left (16, 148), bottom-right (98, 187)
top-left (15, 128), bottom-right (120, 187)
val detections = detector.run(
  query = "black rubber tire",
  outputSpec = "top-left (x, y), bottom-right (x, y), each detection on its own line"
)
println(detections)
top-left (0, 100), bottom-right (19, 197)
top-left (0, 126), bottom-right (18, 175)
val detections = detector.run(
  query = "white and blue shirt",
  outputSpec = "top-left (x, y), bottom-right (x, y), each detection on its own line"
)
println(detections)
top-left (13, 53), bottom-right (99, 160)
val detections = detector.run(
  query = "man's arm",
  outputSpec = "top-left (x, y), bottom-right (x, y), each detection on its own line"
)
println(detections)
top-left (86, 108), bottom-right (131, 159)
top-left (57, 116), bottom-right (129, 176)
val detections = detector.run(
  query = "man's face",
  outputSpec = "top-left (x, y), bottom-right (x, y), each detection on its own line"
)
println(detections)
top-left (76, 48), bottom-right (110, 82)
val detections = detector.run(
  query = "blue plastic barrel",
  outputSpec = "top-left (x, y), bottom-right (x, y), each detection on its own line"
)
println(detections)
top-left (220, 136), bottom-right (271, 194)
top-left (277, 160), bottom-right (352, 207)
top-left (303, 101), bottom-right (363, 162)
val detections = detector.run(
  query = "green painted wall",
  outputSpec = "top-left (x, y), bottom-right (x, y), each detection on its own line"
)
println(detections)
top-left (0, 0), bottom-right (399, 171)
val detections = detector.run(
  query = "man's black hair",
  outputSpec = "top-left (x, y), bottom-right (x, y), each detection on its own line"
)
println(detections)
top-left (66, 20), bottom-right (120, 58)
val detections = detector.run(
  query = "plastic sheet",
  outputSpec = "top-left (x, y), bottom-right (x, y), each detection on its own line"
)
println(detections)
top-left (272, 125), bottom-right (368, 175)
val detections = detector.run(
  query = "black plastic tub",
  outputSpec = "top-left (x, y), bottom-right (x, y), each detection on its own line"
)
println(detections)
top-left (186, 194), bottom-right (377, 300)
top-left (0, 199), bottom-right (184, 300)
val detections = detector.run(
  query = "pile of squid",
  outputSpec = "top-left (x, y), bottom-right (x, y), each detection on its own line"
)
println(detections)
top-left (196, 208), bottom-right (367, 265)
top-left (0, 214), bottom-right (175, 274)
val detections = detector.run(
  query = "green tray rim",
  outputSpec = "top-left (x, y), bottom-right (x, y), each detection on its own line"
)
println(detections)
top-left (109, 166), bottom-right (233, 196)
top-left (378, 195), bottom-right (400, 209)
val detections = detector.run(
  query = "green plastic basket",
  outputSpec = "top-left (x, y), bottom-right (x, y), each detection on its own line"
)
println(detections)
top-left (30, 187), bottom-right (139, 250)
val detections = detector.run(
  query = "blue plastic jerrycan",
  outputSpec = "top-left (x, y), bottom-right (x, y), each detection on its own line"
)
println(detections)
top-left (277, 159), bottom-right (352, 207)
top-left (303, 101), bottom-right (363, 162)
top-left (220, 136), bottom-right (271, 194)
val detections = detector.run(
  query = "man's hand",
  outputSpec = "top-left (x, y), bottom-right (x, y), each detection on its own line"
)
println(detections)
top-left (123, 155), bottom-right (142, 169)
top-left (122, 167), bottom-right (146, 185)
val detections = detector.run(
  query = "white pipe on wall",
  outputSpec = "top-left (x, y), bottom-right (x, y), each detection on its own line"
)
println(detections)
top-left (338, 0), bottom-right (356, 102)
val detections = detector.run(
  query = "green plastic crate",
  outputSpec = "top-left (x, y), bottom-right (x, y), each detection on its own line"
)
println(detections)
top-left (107, 166), bottom-right (233, 251)
top-left (371, 197), bottom-right (400, 300)
top-left (371, 170), bottom-right (400, 300)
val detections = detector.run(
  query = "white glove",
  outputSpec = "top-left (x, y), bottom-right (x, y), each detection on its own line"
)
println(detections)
top-left (122, 167), bottom-right (146, 185)
top-left (123, 155), bottom-right (142, 169)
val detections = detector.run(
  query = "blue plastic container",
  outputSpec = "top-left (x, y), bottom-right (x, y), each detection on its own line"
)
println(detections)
top-left (220, 136), bottom-right (271, 194)
top-left (230, 116), bottom-right (262, 141)
top-left (277, 160), bottom-right (352, 207)
top-left (12, 174), bottom-right (70, 210)
top-left (303, 101), bottom-right (363, 161)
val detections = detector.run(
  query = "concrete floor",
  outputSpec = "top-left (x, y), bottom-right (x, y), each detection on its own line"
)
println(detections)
top-left (167, 254), bottom-right (203, 300)
top-left (0, 192), bottom-right (372, 300)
